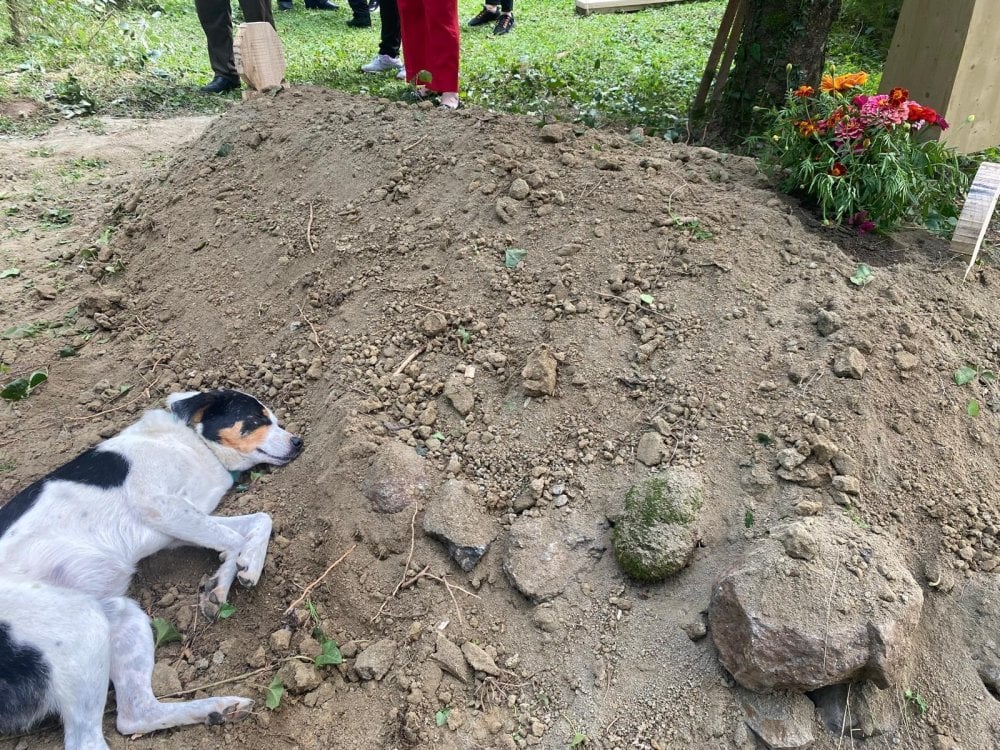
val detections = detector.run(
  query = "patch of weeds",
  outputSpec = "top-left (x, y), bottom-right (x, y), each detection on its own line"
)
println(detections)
top-left (0, 456), bottom-right (15, 472)
top-left (27, 146), bottom-right (56, 158)
top-left (58, 156), bottom-right (109, 182)
top-left (457, 327), bottom-right (472, 346)
top-left (53, 74), bottom-right (97, 118)
top-left (305, 598), bottom-right (343, 668)
top-left (845, 507), bottom-right (869, 530)
top-left (903, 688), bottom-right (928, 715)
top-left (743, 509), bottom-right (755, 528)
top-left (754, 432), bottom-right (774, 446)
top-left (40, 207), bottom-right (73, 227)
top-left (953, 364), bottom-right (996, 386)
top-left (676, 217), bottom-right (713, 241)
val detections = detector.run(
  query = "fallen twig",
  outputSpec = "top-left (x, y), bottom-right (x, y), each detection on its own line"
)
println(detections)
top-left (296, 303), bottom-right (324, 351)
top-left (284, 544), bottom-right (357, 615)
top-left (392, 346), bottom-right (424, 376)
top-left (306, 203), bottom-right (316, 254)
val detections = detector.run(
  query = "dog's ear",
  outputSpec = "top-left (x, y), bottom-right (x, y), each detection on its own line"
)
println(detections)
top-left (167, 391), bottom-right (218, 425)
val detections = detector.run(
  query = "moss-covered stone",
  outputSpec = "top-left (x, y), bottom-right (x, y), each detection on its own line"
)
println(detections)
top-left (613, 469), bottom-right (704, 582)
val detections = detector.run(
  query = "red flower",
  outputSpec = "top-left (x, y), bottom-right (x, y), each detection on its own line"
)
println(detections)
top-left (906, 103), bottom-right (949, 130)
top-left (848, 210), bottom-right (876, 234)
top-left (793, 85), bottom-right (815, 98)
top-left (830, 163), bottom-right (847, 177)
top-left (888, 87), bottom-right (909, 104)
top-left (795, 119), bottom-right (819, 137)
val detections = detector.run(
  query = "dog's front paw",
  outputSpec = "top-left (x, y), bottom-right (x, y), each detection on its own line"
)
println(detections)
top-left (205, 698), bottom-right (254, 725)
top-left (198, 574), bottom-right (225, 620)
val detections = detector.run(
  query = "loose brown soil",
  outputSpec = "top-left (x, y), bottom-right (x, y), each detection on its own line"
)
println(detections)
top-left (1, 89), bottom-right (999, 750)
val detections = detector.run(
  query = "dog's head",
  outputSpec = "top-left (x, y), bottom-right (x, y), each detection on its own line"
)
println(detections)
top-left (167, 389), bottom-right (303, 472)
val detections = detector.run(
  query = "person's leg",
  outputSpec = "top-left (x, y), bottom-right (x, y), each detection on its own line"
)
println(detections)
top-left (378, 0), bottom-right (401, 58)
top-left (425, 0), bottom-right (459, 99)
top-left (195, 0), bottom-right (238, 80)
top-left (396, 0), bottom-right (427, 87)
top-left (238, 0), bottom-right (275, 26)
top-left (346, 0), bottom-right (372, 25)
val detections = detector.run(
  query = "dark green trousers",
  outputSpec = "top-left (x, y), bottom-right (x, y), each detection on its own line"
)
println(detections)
top-left (195, 0), bottom-right (275, 80)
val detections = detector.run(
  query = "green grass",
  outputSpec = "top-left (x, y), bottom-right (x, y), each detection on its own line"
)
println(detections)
top-left (0, 0), bottom-right (884, 135)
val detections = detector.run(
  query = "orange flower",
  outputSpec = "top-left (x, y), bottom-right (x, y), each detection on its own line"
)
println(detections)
top-left (795, 119), bottom-right (819, 137)
top-left (821, 71), bottom-right (869, 93)
top-left (793, 85), bottom-right (815, 98)
top-left (888, 86), bottom-right (909, 104)
top-left (830, 162), bottom-right (847, 177)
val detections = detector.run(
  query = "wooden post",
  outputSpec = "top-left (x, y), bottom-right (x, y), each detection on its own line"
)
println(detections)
top-left (882, 0), bottom-right (1000, 153)
top-left (951, 162), bottom-right (1000, 279)
top-left (690, 0), bottom-right (745, 116)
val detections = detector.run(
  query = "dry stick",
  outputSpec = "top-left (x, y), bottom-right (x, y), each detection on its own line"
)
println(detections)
top-left (372, 505), bottom-right (420, 622)
top-left (284, 544), bottom-right (357, 615)
top-left (155, 655), bottom-right (314, 700)
top-left (402, 135), bottom-right (428, 152)
top-left (821, 550), bottom-right (843, 677)
top-left (413, 302), bottom-right (450, 316)
top-left (296, 303), bottom-right (324, 352)
top-left (306, 203), bottom-right (316, 254)
top-left (392, 345), bottom-right (424, 376)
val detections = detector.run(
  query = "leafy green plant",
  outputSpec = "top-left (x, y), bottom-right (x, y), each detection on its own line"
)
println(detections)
top-left (1, 370), bottom-right (48, 401)
top-left (758, 72), bottom-right (968, 234)
top-left (966, 399), bottom-right (981, 417)
top-left (435, 707), bottom-right (451, 727)
top-left (217, 602), bottom-right (236, 619)
top-left (953, 364), bottom-right (996, 386)
top-left (151, 617), bottom-right (182, 648)
top-left (0, 268), bottom-right (19, 278)
top-left (850, 264), bottom-right (874, 286)
top-left (903, 688), bottom-right (928, 715)
top-left (265, 675), bottom-right (285, 710)
top-left (743, 509), bottom-right (755, 528)
top-left (569, 731), bottom-right (588, 747)
top-left (314, 638), bottom-right (343, 668)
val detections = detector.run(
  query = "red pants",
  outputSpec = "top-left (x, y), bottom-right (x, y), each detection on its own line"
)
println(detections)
top-left (397, 0), bottom-right (460, 93)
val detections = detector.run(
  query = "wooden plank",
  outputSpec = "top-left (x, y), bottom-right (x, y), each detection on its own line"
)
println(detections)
top-left (575, 0), bottom-right (691, 16)
top-left (234, 22), bottom-right (286, 93)
top-left (952, 162), bottom-right (1000, 278)
top-left (708, 0), bottom-right (745, 103)
top-left (691, 0), bottom-right (744, 115)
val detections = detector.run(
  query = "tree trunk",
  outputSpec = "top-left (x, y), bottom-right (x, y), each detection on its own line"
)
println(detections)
top-left (710, 0), bottom-right (841, 146)
top-left (5, 0), bottom-right (24, 44)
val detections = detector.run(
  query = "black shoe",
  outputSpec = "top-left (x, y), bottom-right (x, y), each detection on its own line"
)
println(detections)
top-left (493, 12), bottom-right (514, 34)
top-left (305, 0), bottom-right (339, 8)
top-left (278, 0), bottom-right (293, 9)
top-left (346, 15), bottom-right (371, 26)
top-left (367, 0), bottom-right (379, 10)
top-left (200, 75), bottom-right (240, 94)
top-left (468, 5), bottom-right (499, 26)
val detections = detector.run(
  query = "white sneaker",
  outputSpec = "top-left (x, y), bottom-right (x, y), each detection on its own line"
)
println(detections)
top-left (396, 67), bottom-right (407, 80)
top-left (361, 54), bottom-right (403, 74)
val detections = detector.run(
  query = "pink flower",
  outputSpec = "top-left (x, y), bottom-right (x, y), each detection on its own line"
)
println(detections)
top-left (848, 210), bottom-right (876, 234)
top-left (857, 93), bottom-right (909, 126)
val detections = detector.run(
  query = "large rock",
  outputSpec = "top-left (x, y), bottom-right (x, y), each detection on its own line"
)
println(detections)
top-left (354, 638), bottom-right (397, 681)
top-left (361, 441), bottom-right (432, 513)
top-left (612, 470), bottom-right (703, 582)
top-left (737, 688), bottom-right (815, 750)
top-left (503, 514), bottom-right (606, 603)
top-left (521, 346), bottom-right (558, 397)
top-left (423, 480), bottom-right (498, 571)
top-left (709, 515), bottom-right (923, 692)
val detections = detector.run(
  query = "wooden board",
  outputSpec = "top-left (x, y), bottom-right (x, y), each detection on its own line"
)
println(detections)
top-left (952, 162), bottom-right (1000, 277)
top-left (234, 22), bottom-right (285, 92)
top-left (575, 0), bottom-right (692, 16)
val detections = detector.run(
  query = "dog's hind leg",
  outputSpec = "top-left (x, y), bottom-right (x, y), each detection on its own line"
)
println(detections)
top-left (1, 583), bottom-right (111, 750)
top-left (105, 597), bottom-right (253, 735)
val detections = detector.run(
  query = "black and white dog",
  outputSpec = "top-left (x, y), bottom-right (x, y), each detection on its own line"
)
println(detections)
top-left (0, 389), bottom-right (303, 750)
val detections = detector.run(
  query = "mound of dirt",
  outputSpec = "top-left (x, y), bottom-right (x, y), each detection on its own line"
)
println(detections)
top-left (2, 88), bottom-right (999, 750)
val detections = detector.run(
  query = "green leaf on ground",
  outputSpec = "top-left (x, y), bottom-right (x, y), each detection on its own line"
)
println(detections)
top-left (850, 264), bottom-right (874, 286)
top-left (954, 366), bottom-right (977, 386)
top-left (151, 617), bottom-right (182, 648)
top-left (504, 247), bottom-right (528, 268)
top-left (315, 639), bottom-right (343, 667)
top-left (967, 399), bottom-right (981, 417)
top-left (0, 268), bottom-right (19, 278)
top-left (217, 602), bottom-right (236, 619)
top-left (265, 676), bottom-right (285, 710)
top-left (435, 708), bottom-right (451, 727)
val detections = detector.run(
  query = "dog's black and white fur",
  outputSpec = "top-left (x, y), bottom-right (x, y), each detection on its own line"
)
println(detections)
top-left (0, 389), bottom-right (302, 750)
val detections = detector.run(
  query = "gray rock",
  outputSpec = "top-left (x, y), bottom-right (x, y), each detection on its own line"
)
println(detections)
top-left (461, 641), bottom-right (500, 676)
top-left (816, 309), bottom-right (843, 336)
top-left (781, 522), bottom-right (818, 561)
top-left (418, 311), bottom-right (448, 336)
top-left (504, 514), bottom-right (606, 603)
top-left (151, 661), bottom-right (182, 697)
top-left (709, 515), bottom-right (924, 692)
top-left (276, 659), bottom-right (322, 694)
top-left (812, 682), bottom-right (897, 739)
top-left (444, 373), bottom-right (475, 416)
top-left (431, 633), bottom-right (470, 683)
top-left (423, 480), bottom-right (498, 571)
top-left (361, 441), bottom-right (432, 513)
top-left (894, 351), bottom-right (918, 371)
top-left (833, 347), bottom-right (866, 379)
top-left (355, 638), bottom-right (397, 681)
top-left (613, 469), bottom-right (703, 582)
top-left (737, 688), bottom-right (815, 750)
top-left (777, 448), bottom-right (807, 470)
top-left (636, 431), bottom-right (666, 466)
top-left (522, 346), bottom-right (558, 397)
top-left (831, 475), bottom-right (860, 495)
top-left (831, 452), bottom-right (860, 476)
top-left (809, 435), bottom-right (839, 464)
top-left (539, 123), bottom-right (569, 143)
top-left (509, 178), bottom-right (530, 200)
